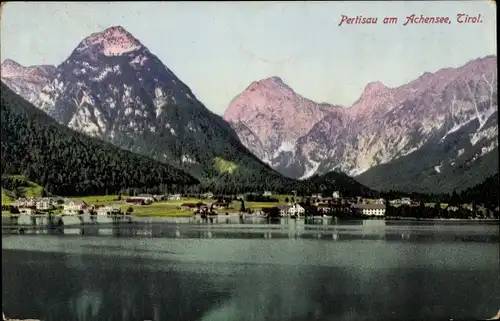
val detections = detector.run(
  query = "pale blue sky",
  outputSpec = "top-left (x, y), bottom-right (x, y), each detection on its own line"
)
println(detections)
top-left (1, 1), bottom-right (496, 115)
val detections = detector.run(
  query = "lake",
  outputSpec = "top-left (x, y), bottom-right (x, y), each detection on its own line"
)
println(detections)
top-left (2, 218), bottom-right (499, 321)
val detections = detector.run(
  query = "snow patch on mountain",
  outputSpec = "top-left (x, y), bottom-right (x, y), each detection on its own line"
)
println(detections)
top-left (182, 154), bottom-right (197, 164)
top-left (471, 125), bottom-right (497, 146)
top-left (299, 159), bottom-right (321, 180)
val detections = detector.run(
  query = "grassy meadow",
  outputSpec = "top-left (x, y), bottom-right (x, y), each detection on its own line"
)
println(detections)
top-left (63, 194), bottom-right (295, 217)
top-left (1, 175), bottom-right (45, 206)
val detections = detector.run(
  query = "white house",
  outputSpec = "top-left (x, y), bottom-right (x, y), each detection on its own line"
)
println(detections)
top-left (277, 205), bottom-right (290, 216)
top-left (400, 197), bottom-right (412, 205)
top-left (289, 203), bottom-right (305, 216)
top-left (263, 191), bottom-right (272, 197)
top-left (332, 191), bottom-right (340, 199)
top-left (277, 203), bottom-right (305, 217)
top-left (13, 198), bottom-right (36, 208)
top-left (136, 194), bottom-right (155, 203)
top-left (168, 194), bottom-right (181, 201)
top-left (36, 198), bottom-right (55, 211)
top-left (63, 200), bottom-right (87, 215)
top-left (96, 206), bottom-right (121, 216)
top-left (202, 192), bottom-right (214, 199)
top-left (352, 203), bottom-right (386, 217)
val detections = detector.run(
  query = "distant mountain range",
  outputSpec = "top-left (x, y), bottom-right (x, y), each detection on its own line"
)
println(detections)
top-left (1, 59), bottom-right (56, 105)
top-left (1, 26), bottom-right (372, 196)
top-left (2, 25), bottom-right (497, 195)
top-left (224, 56), bottom-right (498, 193)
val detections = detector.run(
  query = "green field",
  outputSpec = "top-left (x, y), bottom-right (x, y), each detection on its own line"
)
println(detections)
top-left (2, 190), bottom-right (13, 205)
top-left (123, 205), bottom-right (194, 217)
top-left (65, 195), bottom-right (289, 217)
top-left (245, 201), bottom-right (279, 209)
top-left (119, 199), bottom-right (211, 217)
top-left (70, 195), bottom-right (121, 204)
top-left (1, 175), bottom-right (45, 205)
top-left (214, 157), bottom-right (238, 174)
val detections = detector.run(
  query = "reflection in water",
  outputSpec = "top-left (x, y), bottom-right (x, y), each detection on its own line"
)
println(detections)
top-left (2, 250), bottom-right (226, 321)
top-left (2, 219), bottom-right (499, 243)
top-left (2, 220), bottom-right (500, 320)
top-left (199, 266), bottom-right (325, 321)
top-left (69, 289), bottom-right (103, 321)
top-left (2, 233), bottom-right (500, 321)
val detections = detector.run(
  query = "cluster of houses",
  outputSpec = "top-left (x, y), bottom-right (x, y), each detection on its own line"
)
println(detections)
top-left (10, 190), bottom-right (478, 219)
top-left (9, 193), bottom-right (183, 216)
top-left (177, 192), bottom-right (389, 218)
top-left (11, 197), bottom-right (121, 216)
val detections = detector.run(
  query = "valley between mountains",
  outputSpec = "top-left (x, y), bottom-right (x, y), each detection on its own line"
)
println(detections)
top-left (1, 25), bottom-right (497, 195)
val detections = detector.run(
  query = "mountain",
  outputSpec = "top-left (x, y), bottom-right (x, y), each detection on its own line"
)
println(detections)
top-left (355, 117), bottom-right (498, 194)
top-left (1, 83), bottom-right (198, 196)
top-left (10, 25), bottom-right (324, 194)
top-left (224, 76), bottom-right (337, 178)
top-left (226, 56), bottom-right (498, 193)
top-left (1, 59), bottom-right (56, 105)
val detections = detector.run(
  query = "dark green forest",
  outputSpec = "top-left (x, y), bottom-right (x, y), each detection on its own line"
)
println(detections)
top-left (1, 84), bottom-right (199, 196)
top-left (458, 173), bottom-right (499, 209)
top-left (307, 171), bottom-right (378, 198)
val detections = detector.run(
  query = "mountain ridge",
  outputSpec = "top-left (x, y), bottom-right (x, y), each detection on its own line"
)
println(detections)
top-left (4, 25), bottom-right (494, 194)
top-left (225, 55), bottom-right (498, 193)
top-left (1, 59), bottom-right (57, 106)
top-left (2, 25), bottom-right (373, 195)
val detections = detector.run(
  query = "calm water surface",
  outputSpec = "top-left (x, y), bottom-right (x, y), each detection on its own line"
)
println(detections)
top-left (2, 219), bottom-right (499, 321)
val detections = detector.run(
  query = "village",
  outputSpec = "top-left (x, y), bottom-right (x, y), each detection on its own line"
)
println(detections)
top-left (1, 189), bottom-right (495, 220)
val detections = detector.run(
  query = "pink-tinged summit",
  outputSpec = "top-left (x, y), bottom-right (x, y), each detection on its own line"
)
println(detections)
top-left (223, 76), bottom-right (339, 167)
top-left (74, 25), bottom-right (144, 57)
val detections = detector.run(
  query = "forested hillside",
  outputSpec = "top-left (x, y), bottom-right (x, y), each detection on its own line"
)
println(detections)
top-left (459, 173), bottom-right (499, 209)
top-left (1, 83), bottom-right (199, 196)
top-left (306, 171), bottom-right (379, 198)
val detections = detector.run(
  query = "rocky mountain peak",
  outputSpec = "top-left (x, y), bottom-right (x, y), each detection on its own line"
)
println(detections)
top-left (349, 80), bottom-right (394, 117)
top-left (224, 75), bottom-right (336, 171)
top-left (74, 25), bottom-right (143, 57)
top-left (2, 58), bottom-right (22, 68)
top-left (246, 76), bottom-right (294, 93)
top-left (1, 58), bottom-right (56, 106)
top-left (1, 59), bottom-right (25, 77)
top-left (1, 59), bottom-right (56, 78)
top-left (360, 81), bottom-right (389, 98)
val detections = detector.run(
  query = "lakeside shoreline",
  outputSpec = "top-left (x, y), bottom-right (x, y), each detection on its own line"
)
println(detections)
top-left (1, 213), bottom-right (498, 226)
top-left (384, 216), bottom-right (499, 222)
